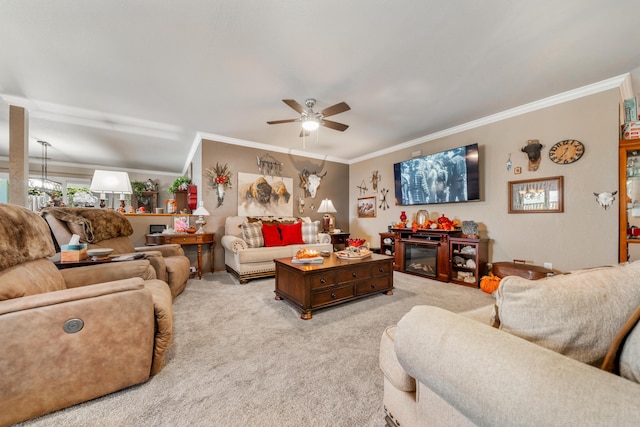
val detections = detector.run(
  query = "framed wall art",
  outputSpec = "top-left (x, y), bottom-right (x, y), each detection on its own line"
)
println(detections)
top-left (508, 176), bottom-right (564, 213)
top-left (237, 172), bottom-right (293, 217)
top-left (357, 196), bottom-right (376, 218)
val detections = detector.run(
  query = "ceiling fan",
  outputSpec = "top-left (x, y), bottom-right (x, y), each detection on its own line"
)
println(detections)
top-left (267, 98), bottom-right (350, 137)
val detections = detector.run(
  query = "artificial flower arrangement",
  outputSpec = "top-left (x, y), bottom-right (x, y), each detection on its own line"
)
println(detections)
top-left (205, 162), bottom-right (233, 207)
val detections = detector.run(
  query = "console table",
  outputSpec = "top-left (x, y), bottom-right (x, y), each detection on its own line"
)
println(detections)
top-left (145, 232), bottom-right (215, 279)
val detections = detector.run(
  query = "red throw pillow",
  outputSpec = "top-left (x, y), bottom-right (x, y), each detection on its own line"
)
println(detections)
top-left (262, 223), bottom-right (283, 247)
top-left (279, 222), bottom-right (305, 245)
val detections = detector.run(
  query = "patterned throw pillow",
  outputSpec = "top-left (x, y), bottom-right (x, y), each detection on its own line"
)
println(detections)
top-left (301, 222), bottom-right (318, 244)
top-left (241, 221), bottom-right (264, 248)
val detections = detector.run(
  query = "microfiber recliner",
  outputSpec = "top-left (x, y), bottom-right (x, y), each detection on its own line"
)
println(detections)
top-left (0, 203), bottom-right (174, 426)
top-left (41, 207), bottom-right (190, 299)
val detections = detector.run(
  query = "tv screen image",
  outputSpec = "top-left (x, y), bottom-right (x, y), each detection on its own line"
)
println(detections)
top-left (393, 143), bottom-right (480, 206)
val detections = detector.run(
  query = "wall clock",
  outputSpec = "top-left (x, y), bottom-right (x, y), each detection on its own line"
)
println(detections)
top-left (549, 139), bottom-right (585, 164)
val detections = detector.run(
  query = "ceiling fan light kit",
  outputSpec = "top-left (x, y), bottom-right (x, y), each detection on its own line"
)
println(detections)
top-left (267, 98), bottom-right (350, 137)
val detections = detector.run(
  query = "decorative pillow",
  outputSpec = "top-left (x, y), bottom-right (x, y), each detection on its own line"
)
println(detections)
top-left (602, 305), bottom-right (640, 383)
top-left (241, 221), bottom-right (264, 248)
top-left (620, 314), bottom-right (640, 383)
top-left (262, 223), bottom-right (283, 247)
top-left (301, 222), bottom-right (319, 244)
top-left (494, 261), bottom-right (640, 365)
top-left (279, 222), bottom-right (305, 245)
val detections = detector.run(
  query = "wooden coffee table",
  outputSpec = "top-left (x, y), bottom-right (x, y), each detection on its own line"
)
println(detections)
top-left (274, 253), bottom-right (394, 320)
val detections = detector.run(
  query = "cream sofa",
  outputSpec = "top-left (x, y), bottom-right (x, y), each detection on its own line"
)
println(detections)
top-left (380, 262), bottom-right (640, 426)
top-left (221, 216), bottom-right (333, 283)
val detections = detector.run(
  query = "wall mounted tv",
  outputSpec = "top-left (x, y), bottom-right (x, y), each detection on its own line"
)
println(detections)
top-left (393, 143), bottom-right (480, 206)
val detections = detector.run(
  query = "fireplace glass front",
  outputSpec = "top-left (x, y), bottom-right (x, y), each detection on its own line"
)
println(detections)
top-left (404, 243), bottom-right (437, 278)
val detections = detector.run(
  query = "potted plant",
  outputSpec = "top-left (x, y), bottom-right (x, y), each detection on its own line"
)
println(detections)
top-left (168, 176), bottom-right (191, 195)
top-left (131, 181), bottom-right (146, 199)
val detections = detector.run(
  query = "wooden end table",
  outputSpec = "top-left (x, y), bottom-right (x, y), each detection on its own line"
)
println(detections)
top-left (146, 232), bottom-right (215, 279)
top-left (274, 253), bottom-right (394, 319)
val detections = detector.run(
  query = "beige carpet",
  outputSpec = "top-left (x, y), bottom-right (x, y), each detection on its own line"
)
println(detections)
top-left (19, 271), bottom-right (494, 427)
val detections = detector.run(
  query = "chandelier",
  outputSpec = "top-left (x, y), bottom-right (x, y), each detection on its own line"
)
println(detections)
top-left (28, 140), bottom-right (62, 195)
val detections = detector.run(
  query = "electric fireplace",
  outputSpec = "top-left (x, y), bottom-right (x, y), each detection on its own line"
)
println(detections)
top-left (404, 242), bottom-right (438, 278)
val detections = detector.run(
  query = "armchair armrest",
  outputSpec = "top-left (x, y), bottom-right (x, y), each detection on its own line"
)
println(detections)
top-left (221, 235), bottom-right (248, 253)
top-left (60, 259), bottom-right (156, 288)
top-left (394, 306), bottom-right (640, 426)
top-left (135, 244), bottom-right (184, 257)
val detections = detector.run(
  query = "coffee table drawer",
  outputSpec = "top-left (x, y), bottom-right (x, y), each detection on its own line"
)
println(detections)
top-left (371, 260), bottom-right (393, 277)
top-left (356, 276), bottom-right (391, 295)
top-left (336, 265), bottom-right (371, 283)
top-left (311, 285), bottom-right (354, 307)
top-left (309, 271), bottom-right (337, 290)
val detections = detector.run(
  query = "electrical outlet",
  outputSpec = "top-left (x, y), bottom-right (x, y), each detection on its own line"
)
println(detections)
top-left (544, 262), bottom-right (552, 270)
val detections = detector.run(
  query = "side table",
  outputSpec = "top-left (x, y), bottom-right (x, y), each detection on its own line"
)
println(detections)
top-left (328, 232), bottom-right (350, 251)
top-left (145, 232), bottom-right (215, 279)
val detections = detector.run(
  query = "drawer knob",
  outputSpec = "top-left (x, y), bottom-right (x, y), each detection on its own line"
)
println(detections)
top-left (352, 272), bottom-right (358, 277)
top-left (320, 278), bottom-right (326, 284)
top-left (378, 267), bottom-right (384, 273)
top-left (331, 293), bottom-right (337, 299)
top-left (370, 284), bottom-right (376, 289)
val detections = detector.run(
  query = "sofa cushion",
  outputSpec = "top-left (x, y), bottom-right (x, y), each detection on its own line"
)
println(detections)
top-left (495, 262), bottom-right (640, 365)
top-left (242, 221), bottom-right (264, 248)
top-left (262, 223), bottom-right (283, 247)
top-left (279, 222), bottom-right (305, 245)
top-left (301, 222), bottom-right (319, 244)
top-left (0, 259), bottom-right (67, 301)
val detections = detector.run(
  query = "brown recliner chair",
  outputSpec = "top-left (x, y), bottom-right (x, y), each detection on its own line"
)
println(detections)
top-left (0, 203), bottom-right (174, 426)
top-left (41, 207), bottom-right (190, 299)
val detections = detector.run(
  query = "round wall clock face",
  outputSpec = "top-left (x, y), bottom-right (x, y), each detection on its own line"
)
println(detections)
top-left (549, 139), bottom-right (585, 164)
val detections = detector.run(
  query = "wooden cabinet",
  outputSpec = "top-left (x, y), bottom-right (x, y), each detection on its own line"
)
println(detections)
top-left (131, 191), bottom-right (158, 212)
top-left (449, 237), bottom-right (488, 288)
top-left (379, 232), bottom-right (396, 257)
top-left (619, 140), bottom-right (640, 262)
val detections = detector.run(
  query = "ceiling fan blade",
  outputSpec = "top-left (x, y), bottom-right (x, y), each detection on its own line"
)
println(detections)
top-left (322, 119), bottom-right (349, 132)
top-left (267, 119), bottom-right (298, 125)
top-left (299, 128), bottom-right (310, 138)
top-left (320, 102), bottom-right (350, 118)
top-left (282, 99), bottom-right (305, 114)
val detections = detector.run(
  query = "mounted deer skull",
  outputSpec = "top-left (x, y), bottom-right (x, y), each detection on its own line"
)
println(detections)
top-left (299, 168), bottom-right (327, 199)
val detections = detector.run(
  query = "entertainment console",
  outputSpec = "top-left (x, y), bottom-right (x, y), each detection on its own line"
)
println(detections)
top-left (390, 228), bottom-right (488, 288)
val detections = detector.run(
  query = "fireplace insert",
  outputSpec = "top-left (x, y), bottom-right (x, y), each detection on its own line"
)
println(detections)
top-left (404, 242), bottom-right (437, 278)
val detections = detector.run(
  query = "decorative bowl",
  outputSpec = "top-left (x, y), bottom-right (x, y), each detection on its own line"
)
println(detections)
top-left (346, 238), bottom-right (366, 247)
top-left (87, 248), bottom-right (114, 258)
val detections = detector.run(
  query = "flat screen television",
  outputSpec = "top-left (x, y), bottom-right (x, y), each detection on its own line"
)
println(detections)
top-left (393, 143), bottom-right (480, 206)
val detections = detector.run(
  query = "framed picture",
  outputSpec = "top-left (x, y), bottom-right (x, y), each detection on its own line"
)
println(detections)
top-left (173, 215), bottom-right (189, 232)
top-left (508, 176), bottom-right (564, 213)
top-left (357, 196), bottom-right (376, 218)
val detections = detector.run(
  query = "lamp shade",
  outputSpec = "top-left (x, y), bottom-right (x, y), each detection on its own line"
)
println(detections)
top-left (302, 118), bottom-right (320, 131)
top-left (192, 201), bottom-right (210, 216)
top-left (317, 199), bottom-right (337, 213)
top-left (89, 170), bottom-right (133, 195)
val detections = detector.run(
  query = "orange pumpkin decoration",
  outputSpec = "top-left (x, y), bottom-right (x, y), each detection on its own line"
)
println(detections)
top-left (480, 273), bottom-right (501, 294)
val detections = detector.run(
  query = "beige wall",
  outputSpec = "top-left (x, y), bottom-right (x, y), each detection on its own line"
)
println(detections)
top-left (349, 89), bottom-right (620, 272)
top-left (198, 139), bottom-right (350, 271)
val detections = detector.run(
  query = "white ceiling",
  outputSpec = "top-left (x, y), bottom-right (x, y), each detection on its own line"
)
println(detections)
top-left (1, 0), bottom-right (640, 174)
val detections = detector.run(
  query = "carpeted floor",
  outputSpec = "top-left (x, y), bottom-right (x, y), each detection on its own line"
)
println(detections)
top-left (19, 271), bottom-right (494, 427)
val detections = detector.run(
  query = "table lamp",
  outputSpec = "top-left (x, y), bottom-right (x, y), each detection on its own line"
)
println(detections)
top-left (192, 201), bottom-right (210, 234)
top-left (89, 170), bottom-right (132, 210)
top-left (317, 199), bottom-right (337, 232)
